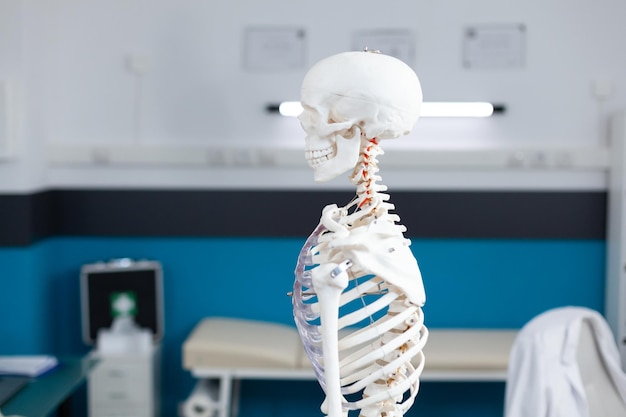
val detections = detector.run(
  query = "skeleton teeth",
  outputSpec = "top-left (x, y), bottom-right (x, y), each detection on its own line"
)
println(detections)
top-left (309, 155), bottom-right (330, 167)
top-left (305, 147), bottom-right (335, 167)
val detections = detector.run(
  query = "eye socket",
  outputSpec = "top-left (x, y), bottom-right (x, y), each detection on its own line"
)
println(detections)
top-left (298, 106), bottom-right (317, 128)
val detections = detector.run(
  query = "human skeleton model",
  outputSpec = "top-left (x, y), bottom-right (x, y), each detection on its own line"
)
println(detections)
top-left (292, 50), bottom-right (428, 417)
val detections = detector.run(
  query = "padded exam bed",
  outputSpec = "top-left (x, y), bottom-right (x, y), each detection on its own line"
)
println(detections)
top-left (181, 317), bottom-right (517, 417)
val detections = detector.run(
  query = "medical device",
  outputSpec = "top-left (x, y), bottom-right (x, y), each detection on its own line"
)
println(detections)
top-left (81, 258), bottom-right (164, 345)
top-left (292, 50), bottom-right (428, 417)
top-left (81, 258), bottom-right (164, 417)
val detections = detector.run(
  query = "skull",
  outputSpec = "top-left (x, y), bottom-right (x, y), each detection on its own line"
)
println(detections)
top-left (299, 51), bottom-right (423, 183)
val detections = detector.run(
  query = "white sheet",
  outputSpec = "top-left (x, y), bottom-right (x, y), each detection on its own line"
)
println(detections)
top-left (505, 306), bottom-right (626, 417)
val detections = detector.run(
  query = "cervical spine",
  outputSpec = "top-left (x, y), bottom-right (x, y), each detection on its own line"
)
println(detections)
top-left (293, 138), bottom-right (428, 417)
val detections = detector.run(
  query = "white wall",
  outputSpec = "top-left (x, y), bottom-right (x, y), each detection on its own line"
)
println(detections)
top-left (1, 0), bottom-right (625, 191)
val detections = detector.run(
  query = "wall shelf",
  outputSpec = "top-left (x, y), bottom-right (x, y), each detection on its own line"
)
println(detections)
top-left (46, 144), bottom-right (609, 171)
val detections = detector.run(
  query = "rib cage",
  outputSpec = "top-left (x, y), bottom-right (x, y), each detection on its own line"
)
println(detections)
top-left (293, 223), bottom-right (327, 386)
top-left (293, 223), bottom-right (428, 416)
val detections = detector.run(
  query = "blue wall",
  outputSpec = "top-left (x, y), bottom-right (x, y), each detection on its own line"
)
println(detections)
top-left (0, 237), bottom-right (606, 417)
top-left (0, 244), bottom-right (55, 354)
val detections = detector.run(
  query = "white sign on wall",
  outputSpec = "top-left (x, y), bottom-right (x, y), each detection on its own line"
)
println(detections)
top-left (243, 27), bottom-right (307, 71)
top-left (463, 24), bottom-right (526, 69)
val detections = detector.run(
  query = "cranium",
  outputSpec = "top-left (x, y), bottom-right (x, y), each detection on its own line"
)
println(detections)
top-left (299, 50), bottom-right (423, 182)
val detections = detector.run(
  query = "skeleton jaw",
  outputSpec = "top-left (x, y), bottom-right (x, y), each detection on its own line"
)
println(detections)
top-left (305, 131), bottom-right (362, 183)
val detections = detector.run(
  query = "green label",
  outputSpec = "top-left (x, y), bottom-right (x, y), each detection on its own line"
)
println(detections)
top-left (110, 291), bottom-right (137, 318)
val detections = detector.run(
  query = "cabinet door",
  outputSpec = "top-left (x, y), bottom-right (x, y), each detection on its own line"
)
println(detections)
top-left (89, 356), bottom-right (154, 410)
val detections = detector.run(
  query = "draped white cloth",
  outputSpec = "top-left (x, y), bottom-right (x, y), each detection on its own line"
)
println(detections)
top-left (505, 306), bottom-right (626, 417)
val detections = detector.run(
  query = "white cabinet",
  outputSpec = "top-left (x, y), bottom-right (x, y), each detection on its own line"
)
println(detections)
top-left (88, 347), bottom-right (160, 417)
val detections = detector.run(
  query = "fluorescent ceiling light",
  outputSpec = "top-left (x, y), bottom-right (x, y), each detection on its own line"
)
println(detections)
top-left (275, 101), bottom-right (501, 118)
top-left (278, 101), bottom-right (305, 117)
top-left (420, 102), bottom-right (494, 118)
